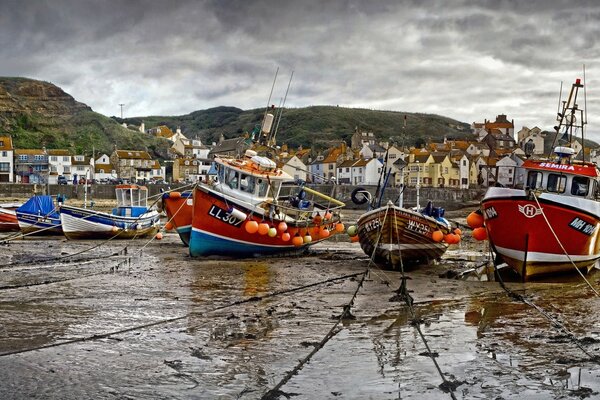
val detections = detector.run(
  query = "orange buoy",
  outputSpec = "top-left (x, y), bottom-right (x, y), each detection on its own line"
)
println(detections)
top-left (320, 228), bottom-right (330, 238)
top-left (313, 213), bottom-right (322, 223)
top-left (351, 234), bottom-right (360, 243)
top-left (165, 221), bottom-right (174, 231)
top-left (466, 211), bottom-right (484, 229)
top-left (155, 232), bottom-right (163, 240)
top-left (258, 223), bottom-right (270, 235)
top-left (245, 220), bottom-right (259, 234)
top-left (281, 232), bottom-right (291, 242)
top-left (324, 211), bottom-right (333, 220)
top-left (454, 228), bottom-right (462, 236)
top-left (277, 221), bottom-right (288, 233)
top-left (432, 230), bottom-right (444, 242)
top-left (292, 234), bottom-right (304, 247)
top-left (169, 191), bottom-right (182, 199)
top-left (444, 233), bottom-right (456, 244)
top-left (310, 226), bottom-right (321, 237)
top-left (472, 227), bottom-right (488, 241)
top-left (335, 222), bottom-right (345, 232)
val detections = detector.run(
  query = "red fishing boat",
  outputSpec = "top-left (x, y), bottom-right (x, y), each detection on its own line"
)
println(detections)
top-left (0, 202), bottom-right (21, 232)
top-left (161, 190), bottom-right (193, 245)
top-left (481, 78), bottom-right (600, 280)
top-left (189, 149), bottom-right (345, 257)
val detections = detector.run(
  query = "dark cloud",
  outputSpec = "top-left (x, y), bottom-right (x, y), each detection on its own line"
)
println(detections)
top-left (2, 0), bottom-right (600, 138)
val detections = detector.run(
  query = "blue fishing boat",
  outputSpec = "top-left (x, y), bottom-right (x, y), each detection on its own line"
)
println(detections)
top-left (60, 184), bottom-right (160, 240)
top-left (16, 195), bottom-right (63, 235)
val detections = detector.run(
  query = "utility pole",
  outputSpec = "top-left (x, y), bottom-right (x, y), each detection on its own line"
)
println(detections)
top-left (119, 103), bottom-right (125, 119)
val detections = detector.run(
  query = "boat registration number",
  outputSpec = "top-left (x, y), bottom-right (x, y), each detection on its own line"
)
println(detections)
top-left (208, 205), bottom-right (244, 227)
top-left (568, 217), bottom-right (596, 236)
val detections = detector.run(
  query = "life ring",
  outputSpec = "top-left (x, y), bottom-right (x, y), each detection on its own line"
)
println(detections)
top-left (350, 187), bottom-right (370, 205)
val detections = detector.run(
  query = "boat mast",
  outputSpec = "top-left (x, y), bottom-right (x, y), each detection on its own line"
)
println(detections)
top-left (270, 71), bottom-right (294, 146)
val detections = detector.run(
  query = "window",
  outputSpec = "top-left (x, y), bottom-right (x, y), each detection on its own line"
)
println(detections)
top-left (1, 151), bottom-right (7, 157)
top-left (18, 155), bottom-right (27, 161)
top-left (526, 171), bottom-right (543, 189)
top-left (329, 164), bottom-right (333, 170)
top-left (63, 156), bottom-right (69, 162)
top-left (462, 160), bottom-right (467, 166)
top-left (444, 167), bottom-right (448, 174)
top-left (0, 162), bottom-right (9, 172)
top-left (257, 179), bottom-right (269, 197)
top-left (239, 173), bottom-right (256, 193)
top-left (389, 154), bottom-right (396, 159)
top-left (225, 168), bottom-right (239, 189)
top-left (571, 176), bottom-right (589, 196)
top-left (508, 168), bottom-right (513, 174)
top-left (547, 173), bottom-right (566, 193)
top-left (34, 155), bottom-right (44, 161)
top-left (346, 168), bottom-right (349, 173)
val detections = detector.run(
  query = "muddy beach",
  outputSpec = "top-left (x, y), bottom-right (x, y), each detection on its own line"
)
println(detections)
top-left (0, 209), bottom-right (599, 399)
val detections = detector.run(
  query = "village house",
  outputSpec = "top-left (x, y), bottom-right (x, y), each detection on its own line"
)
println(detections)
top-left (350, 128), bottom-right (377, 149)
top-left (47, 149), bottom-right (72, 184)
top-left (14, 149), bottom-right (48, 184)
top-left (173, 158), bottom-right (201, 183)
top-left (148, 125), bottom-right (187, 143)
top-left (279, 155), bottom-right (307, 182)
top-left (0, 136), bottom-right (14, 182)
top-left (110, 149), bottom-right (155, 183)
top-left (309, 142), bottom-right (347, 183)
top-left (473, 114), bottom-right (515, 141)
top-left (406, 149), bottom-right (432, 187)
top-left (71, 155), bottom-right (93, 183)
top-left (94, 154), bottom-right (117, 182)
top-left (517, 127), bottom-right (544, 156)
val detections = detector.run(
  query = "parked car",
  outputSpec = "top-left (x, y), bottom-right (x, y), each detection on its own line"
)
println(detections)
top-left (57, 175), bottom-right (68, 185)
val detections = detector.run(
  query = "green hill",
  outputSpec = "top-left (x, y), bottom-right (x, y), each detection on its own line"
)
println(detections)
top-left (119, 105), bottom-right (473, 150)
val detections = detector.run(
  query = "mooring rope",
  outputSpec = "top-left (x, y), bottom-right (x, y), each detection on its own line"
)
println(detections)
top-left (531, 192), bottom-right (600, 297)
top-left (261, 270), bottom-right (368, 400)
top-left (392, 207), bottom-right (458, 399)
top-left (0, 271), bottom-right (365, 357)
top-left (489, 247), bottom-right (599, 363)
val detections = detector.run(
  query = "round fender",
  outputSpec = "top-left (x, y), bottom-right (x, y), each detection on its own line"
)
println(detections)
top-left (350, 187), bottom-right (370, 205)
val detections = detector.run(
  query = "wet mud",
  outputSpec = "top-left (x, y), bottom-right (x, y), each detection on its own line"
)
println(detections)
top-left (0, 229), bottom-right (599, 399)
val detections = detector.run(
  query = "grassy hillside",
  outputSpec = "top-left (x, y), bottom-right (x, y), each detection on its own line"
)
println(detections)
top-left (0, 77), bottom-right (172, 159)
top-left (119, 105), bottom-right (472, 150)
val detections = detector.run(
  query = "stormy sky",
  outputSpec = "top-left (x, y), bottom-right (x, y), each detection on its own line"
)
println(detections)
top-left (2, 0), bottom-right (600, 140)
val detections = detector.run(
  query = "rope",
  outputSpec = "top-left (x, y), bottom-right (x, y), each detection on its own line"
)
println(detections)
top-left (261, 270), bottom-right (368, 400)
top-left (490, 247), bottom-right (599, 362)
top-left (0, 271), bottom-right (365, 357)
top-left (392, 206), bottom-right (458, 399)
top-left (531, 192), bottom-right (600, 297)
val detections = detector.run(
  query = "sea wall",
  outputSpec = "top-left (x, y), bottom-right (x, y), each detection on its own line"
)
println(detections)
top-left (0, 183), bottom-right (485, 211)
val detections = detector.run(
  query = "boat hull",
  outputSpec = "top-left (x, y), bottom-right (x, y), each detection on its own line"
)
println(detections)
top-left (481, 187), bottom-right (600, 280)
top-left (60, 205), bottom-right (160, 240)
top-left (16, 213), bottom-right (63, 235)
top-left (189, 186), bottom-right (335, 257)
top-left (357, 205), bottom-right (450, 269)
top-left (161, 192), bottom-right (193, 246)
top-left (0, 207), bottom-right (19, 232)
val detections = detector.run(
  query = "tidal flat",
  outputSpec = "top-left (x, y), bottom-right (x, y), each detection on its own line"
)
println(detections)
top-left (0, 225), bottom-right (599, 399)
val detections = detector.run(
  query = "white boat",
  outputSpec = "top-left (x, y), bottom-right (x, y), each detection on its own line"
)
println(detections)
top-left (60, 184), bottom-right (160, 240)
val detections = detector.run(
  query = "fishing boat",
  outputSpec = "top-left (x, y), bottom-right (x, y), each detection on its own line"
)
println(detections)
top-left (189, 149), bottom-right (345, 257)
top-left (60, 184), bottom-right (160, 240)
top-left (0, 202), bottom-right (22, 232)
top-left (481, 78), bottom-right (600, 280)
top-left (16, 195), bottom-right (63, 235)
top-left (160, 190), bottom-right (193, 245)
top-left (355, 195), bottom-right (452, 269)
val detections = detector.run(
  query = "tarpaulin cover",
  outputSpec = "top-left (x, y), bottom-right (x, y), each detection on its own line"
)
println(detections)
top-left (16, 196), bottom-right (59, 218)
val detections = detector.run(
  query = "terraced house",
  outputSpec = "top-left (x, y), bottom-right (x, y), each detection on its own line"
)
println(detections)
top-left (0, 136), bottom-right (14, 182)
top-left (14, 149), bottom-right (48, 184)
top-left (110, 150), bottom-right (155, 183)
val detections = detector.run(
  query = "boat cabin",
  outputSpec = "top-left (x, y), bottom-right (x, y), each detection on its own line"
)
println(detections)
top-left (522, 147), bottom-right (600, 200)
top-left (113, 184), bottom-right (150, 217)
top-left (214, 150), bottom-right (293, 204)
